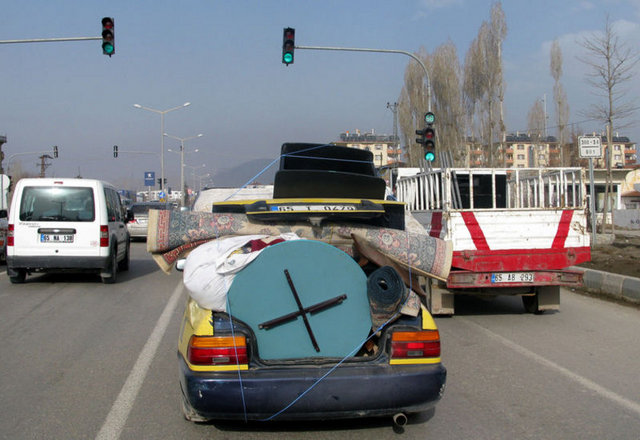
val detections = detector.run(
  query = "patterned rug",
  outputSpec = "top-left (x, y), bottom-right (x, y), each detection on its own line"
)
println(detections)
top-left (147, 209), bottom-right (452, 281)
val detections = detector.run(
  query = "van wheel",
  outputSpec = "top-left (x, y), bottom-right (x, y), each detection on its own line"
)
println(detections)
top-left (9, 269), bottom-right (26, 284)
top-left (101, 249), bottom-right (117, 284)
top-left (118, 242), bottom-right (130, 271)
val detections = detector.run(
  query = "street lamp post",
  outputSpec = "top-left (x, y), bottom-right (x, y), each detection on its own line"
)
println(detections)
top-left (164, 132), bottom-right (203, 206)
top-left (133, 102), bottom-right (191, 190)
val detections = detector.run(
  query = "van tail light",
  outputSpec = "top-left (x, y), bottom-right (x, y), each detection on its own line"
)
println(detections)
top-left (391, 330), bottom-right (441, 360)
top-left (7, 224), bottom-right (14, 246)
top-left (188, 335), bottom-right (248, 366)
top-left (100, 225), bottom-right (109, 247)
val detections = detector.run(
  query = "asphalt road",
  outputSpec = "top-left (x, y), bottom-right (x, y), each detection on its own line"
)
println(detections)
top-left (1, 242), bottom-right (640, 440)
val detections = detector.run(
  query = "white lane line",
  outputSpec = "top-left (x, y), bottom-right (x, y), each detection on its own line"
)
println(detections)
top-left (95, 282), bottom-right (184, 440)
top-left (461, 318), bottom-right (640, 418)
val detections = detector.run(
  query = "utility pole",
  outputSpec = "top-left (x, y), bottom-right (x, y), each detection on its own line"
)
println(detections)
top-left (38, 154), bottom-right (53, 178)
top-left (386, 102), bottom-right (399, 163)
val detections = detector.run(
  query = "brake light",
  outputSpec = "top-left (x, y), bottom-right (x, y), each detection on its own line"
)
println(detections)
top-left (391, 330), bottom-right (440, 359)
top-left (7, 224), bottom-right (14, 246)
top-left (100, 225), bottom-right (109, 247)
top-left (188, 335), bottom-right (248, 366)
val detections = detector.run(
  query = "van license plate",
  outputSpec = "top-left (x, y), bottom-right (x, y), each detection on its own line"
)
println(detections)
top-left (40, 234), bottom-right (74, 243)
top-left (491, 272), bottom-right (534, 283)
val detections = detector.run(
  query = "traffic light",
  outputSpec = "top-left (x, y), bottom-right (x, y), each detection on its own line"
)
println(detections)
top-left (113, 145), bottom-right (118, 158)
top-left (53, 145), bottom-right (58, 158)
top-left (418, 112), bottom-right (436, 162)
top-left (282, 27), bottom-right (295, 65)
top-left (101, 17), bottom-right (115, 57)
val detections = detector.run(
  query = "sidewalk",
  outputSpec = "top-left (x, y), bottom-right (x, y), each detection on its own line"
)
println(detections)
top-left (570, 266), bottom-right (640, 305)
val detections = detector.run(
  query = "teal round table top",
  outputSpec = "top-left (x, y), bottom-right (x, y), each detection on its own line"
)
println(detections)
top-left (227, 239), bottom-right (372, 360)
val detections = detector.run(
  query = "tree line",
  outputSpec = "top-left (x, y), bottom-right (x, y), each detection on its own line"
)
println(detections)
top-left (398, 2), bottom-right (638, 169)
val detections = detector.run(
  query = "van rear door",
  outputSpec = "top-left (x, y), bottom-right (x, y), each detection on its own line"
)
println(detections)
top-left (15, 184), bottom-right (101, 257)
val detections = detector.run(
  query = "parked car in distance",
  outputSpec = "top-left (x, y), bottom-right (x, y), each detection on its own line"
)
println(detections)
top-left (6, 178), bottom-right (130, 283)
top-left (127, 202), bottom-right (173, 240)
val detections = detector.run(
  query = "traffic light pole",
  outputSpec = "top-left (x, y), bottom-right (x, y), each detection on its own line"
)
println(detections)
top-left (0, 37), bottom-right (101, 44)
top-left (295, 44), bottom-right (432, 111)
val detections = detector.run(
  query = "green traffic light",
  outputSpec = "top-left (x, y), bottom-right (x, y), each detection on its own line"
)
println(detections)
top-left (103, 43), bottom-right (114, 55)
top-left (425, 151), bottom-right (435, 162)
top-left (283, 53), bottom-right (293, 64)
top-left (425, 112), bottom-right (435, 124)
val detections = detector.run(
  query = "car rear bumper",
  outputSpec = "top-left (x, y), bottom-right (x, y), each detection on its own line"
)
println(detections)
top-left (7, 255), bottom-right (110, 272)
top-left (178, 355), bottom-right (446, 421)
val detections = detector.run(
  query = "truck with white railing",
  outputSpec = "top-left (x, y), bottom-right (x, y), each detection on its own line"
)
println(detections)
top-left (394, 167), bottom-right (591, 315)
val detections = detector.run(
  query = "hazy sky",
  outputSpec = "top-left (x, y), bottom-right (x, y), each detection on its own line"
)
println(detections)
top-left (2, 0), bottom-right (640, 190)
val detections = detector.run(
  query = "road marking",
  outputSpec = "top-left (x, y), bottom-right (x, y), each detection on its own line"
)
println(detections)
top-left (95, 282), bottom-right (184, 440)
top-left (462, 318), bottom-right (640, 418)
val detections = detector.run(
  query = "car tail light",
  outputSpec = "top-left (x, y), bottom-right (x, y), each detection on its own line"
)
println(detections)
top-left (7, 224), bottom-right (14, 246)
top-left (100, 225), bottom-right (109, 247)
top-left (390, 330), bottom-right (440, 360)
top-left (188, 335), bottom-right (248, 366)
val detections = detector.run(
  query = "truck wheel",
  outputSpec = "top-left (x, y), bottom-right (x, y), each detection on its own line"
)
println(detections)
top-left (9, 269), bottom-right (26, 284)
top-left (522, 293), bottom-right (543, 314)
top-left (101, 248), bottom-right (118, 284)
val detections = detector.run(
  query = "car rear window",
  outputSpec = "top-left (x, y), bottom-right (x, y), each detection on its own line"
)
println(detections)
top-left (19, 187), bottom-right (95, 222)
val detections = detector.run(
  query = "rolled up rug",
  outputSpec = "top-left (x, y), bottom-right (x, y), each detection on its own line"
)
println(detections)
top-left (366, 266), bottom-right (408, 329)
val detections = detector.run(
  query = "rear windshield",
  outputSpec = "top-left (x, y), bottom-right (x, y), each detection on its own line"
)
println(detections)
top-left (130, 203), bottom-right (172, 214)
top-left (19, 187), bottom-right (95, 222)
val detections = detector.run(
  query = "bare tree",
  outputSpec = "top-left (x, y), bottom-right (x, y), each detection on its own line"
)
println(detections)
top-left (527, 100), bottom-right (546, 141)
top-left (430, 40), bottom-right (465, 165)
top-left (463, 2), bottom-right (507, 168)
top-left (550, 40), bottom-right (570, 166)
top-left (490, 2), bottom-right (508, 166)
top-left (578, 15), bottom-right (639, 233)
top-left (397, 48), bottom-right (430, 166)
top-left (463, 31), bottom-right (488, 165)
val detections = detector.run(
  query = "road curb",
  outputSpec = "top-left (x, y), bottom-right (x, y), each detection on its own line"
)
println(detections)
top-left (570, 266), bottom-right (640, 305)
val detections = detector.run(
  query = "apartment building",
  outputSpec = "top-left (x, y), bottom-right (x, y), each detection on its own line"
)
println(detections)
top-left (465, 133), bottom-right (637, 168)
top-left (333, 130), bottom-right (402, 167)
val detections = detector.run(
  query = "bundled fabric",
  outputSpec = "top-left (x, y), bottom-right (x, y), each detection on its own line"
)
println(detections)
top-left (366, 266), bottom-right (409, 329)
top-left (183, 233), bottom-right (300, 311)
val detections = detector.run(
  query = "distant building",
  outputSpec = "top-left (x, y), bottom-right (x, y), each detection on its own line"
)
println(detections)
top-left (332, 129), bottom-right (401, 167)
top-left (464, 132), bottom-right (637, 169)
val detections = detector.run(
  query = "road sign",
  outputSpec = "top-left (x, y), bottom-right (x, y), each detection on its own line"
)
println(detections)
top-left (579, 136), bottom-right (602, 158)
top-left (144, 171), bottom-right (155, 187)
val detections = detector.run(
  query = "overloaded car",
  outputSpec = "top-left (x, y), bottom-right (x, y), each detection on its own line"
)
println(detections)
top-left (126, 201), bottom-right (173, 240)
top-left (146, 143), bottom-right (452, 424)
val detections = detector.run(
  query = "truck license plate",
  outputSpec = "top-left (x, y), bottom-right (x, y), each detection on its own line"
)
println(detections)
top-left (491, 272), bottom-right (534, 283)
top-left (40, 234), bottom-right (74, 243)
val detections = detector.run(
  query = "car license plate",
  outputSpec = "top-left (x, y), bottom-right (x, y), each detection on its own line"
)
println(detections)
top-left (272, 204), bottom-right (357, 212)
top-left (491, 272), bottom-right (534, 283)
top-left (40, 233), bottom-right (74, 243)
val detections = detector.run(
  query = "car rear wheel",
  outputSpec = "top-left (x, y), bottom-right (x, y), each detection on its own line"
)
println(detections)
top-left (101, 248), bottom-right (117, 284)
top-left (9, 269), bottom-right (26, 284)
top-left (118, 241), bottom-right (130, 271)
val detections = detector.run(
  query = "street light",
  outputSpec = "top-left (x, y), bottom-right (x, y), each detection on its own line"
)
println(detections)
top-left (133, 102), bottom-right (191, 190)
top-left (164, 132), bottom-right (203, 206)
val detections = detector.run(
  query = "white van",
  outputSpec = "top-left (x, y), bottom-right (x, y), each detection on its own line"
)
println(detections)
top-left (6, 178), bottom-right (131, 284)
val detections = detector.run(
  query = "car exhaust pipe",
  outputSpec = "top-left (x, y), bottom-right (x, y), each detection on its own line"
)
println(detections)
top-left (393, 412), bottom-right (408, 427)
